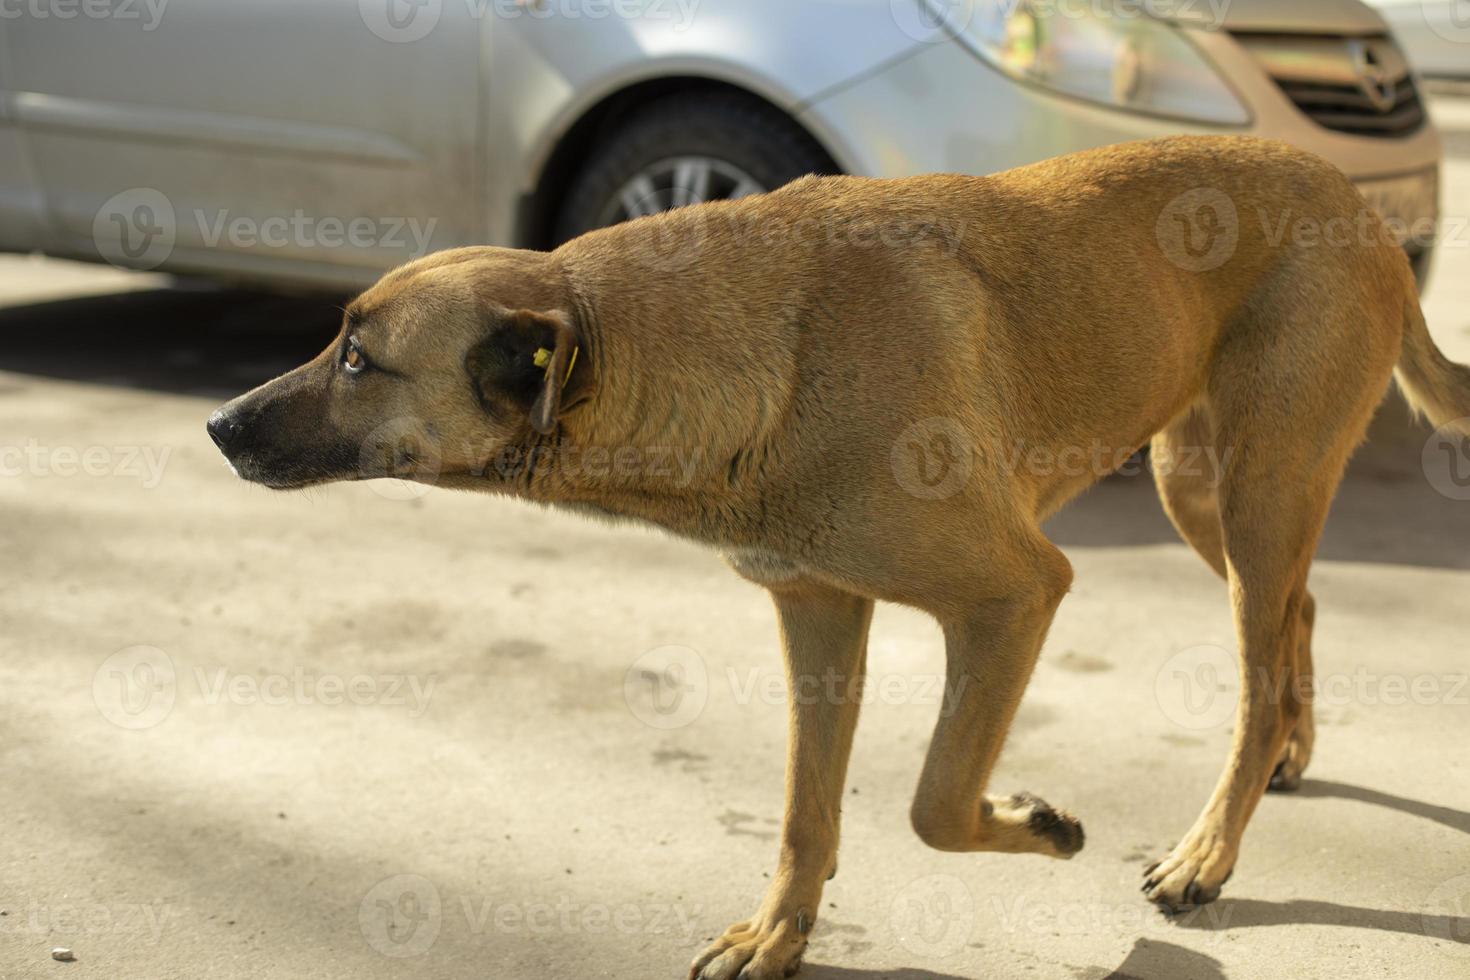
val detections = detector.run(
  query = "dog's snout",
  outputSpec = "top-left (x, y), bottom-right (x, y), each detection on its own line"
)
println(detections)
top-left (206, 408), bottom-right (243, 453)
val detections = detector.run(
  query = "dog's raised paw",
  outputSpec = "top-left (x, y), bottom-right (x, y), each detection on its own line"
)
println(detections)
top-left (1007, 791), bottom-right (1085, 858)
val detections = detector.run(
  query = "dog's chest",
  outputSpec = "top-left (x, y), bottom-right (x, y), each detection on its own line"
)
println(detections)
top-left (722, 547), bottom-right (805, 586)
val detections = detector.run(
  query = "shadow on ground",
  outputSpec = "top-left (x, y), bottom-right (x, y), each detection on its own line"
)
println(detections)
top-left (1040, 396), bottom-right (1470, 570)
top-left (1295, 778), bottom-right (1470, 837)
top-left (0, 283), bottom-right (342, 397)
top-left (1170, 896), bottom-right (1469, 947)
top-left (1073, 939), bottom-right (1228, 980)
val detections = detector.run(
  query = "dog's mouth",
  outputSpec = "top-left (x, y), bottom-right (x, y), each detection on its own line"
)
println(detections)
top-left (228, 444), bottom-right (443, 491)
top-left (210, 395), bottom-right (444, 491)
top-left (226, 447), bottom-right (359, 491)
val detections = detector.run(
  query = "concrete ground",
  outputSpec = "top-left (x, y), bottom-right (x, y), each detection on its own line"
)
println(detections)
top-left (3, 105), bottom-right (1470, 980)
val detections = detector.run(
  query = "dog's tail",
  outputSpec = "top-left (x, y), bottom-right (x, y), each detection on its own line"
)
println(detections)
top-left (1396, 279), bottom-right (1470, 435)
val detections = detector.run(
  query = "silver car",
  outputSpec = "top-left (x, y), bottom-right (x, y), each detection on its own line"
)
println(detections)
top-left (0, 0), bottom-right (1442, 290)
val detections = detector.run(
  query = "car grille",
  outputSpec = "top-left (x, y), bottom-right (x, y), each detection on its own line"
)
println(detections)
top-left (1234, 34), bottom-right (1426, 138)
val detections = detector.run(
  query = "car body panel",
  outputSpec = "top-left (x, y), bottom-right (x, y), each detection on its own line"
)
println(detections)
top-left (1152, 0), bottom-right (1389, 33)
top-left (480, 0), bottom-right (931, 248)
top-left (801, 29), bottom-right (1440, 181)
top-left (1365, 1), bottom-right (1470, 78)
top-left (3, 0), bottom-right (485, 277)
top-left (0, 0), bottom-right (1446, 290)
top-left (0, 20), bottom-right (48, 253)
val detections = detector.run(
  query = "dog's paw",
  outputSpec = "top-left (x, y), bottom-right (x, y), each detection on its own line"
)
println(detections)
top-left (1141, 831), bottom-right (1235, 915)
top-left (689, 911), bottom-right (811, 980)
top-left (1267, 759), bottom-right (1301, 793)
top-left (1267, 734), bottom-right (1310, 792)
top-left (991, 792), bottom-right (1085, 858)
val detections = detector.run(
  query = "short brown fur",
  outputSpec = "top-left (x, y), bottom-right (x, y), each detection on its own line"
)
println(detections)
top-left (210, 136), bottom-right (1470, 979)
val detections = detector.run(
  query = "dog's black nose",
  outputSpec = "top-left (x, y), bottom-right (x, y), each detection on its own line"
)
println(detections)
top-left (206, 408), bottom-right (242, 453)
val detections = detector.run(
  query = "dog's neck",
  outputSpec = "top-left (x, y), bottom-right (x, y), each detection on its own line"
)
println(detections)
top-left (485, 256), bottom-right (791, 545)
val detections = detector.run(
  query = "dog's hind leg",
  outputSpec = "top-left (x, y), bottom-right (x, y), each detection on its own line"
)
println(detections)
top-left (1273, 592), bottom-right (1316, 792)
top-left (691, 581), bottom-right (873, 980)
top-left (1143, 334), bottom-right (1386, 911)
top-left (908, 531), bottom-right (1085, 859)
top-left (1151, 407), bottom-right (1316, 791)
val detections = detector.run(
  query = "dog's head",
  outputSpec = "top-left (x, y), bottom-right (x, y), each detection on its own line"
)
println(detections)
top-left (206, 247), bottom-right (591, 490)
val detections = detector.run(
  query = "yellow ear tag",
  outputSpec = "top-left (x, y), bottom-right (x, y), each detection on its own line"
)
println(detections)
top-left (563, 346), bottom-right (578, 388)
top-left (533, 346), bottom-right (578, 389)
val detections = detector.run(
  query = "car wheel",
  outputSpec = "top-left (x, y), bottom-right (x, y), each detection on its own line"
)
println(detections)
top-left (553, 91), bottom-right (835, 245)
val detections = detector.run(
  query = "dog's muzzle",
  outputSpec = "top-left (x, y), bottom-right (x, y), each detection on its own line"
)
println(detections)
top-left (207, 380), bottom-right (355, 489)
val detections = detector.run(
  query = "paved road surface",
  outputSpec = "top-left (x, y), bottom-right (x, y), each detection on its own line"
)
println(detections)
top-left (2, 103), bottom-right (1469, 980)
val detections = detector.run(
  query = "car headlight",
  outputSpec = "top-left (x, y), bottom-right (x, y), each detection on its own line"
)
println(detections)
top-left (926, 0), bottom-right (1251, 125)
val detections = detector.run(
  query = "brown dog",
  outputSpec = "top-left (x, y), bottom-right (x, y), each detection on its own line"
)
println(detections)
top-left (208, 136), bottom-right (1470, 979)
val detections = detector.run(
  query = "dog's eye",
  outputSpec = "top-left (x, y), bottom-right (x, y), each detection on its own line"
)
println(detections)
top-left (343, 337), bottom-right (369, 375)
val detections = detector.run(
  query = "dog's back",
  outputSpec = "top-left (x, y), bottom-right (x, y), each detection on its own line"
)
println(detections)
top-left (562, 136), bottom-right (1453, 522)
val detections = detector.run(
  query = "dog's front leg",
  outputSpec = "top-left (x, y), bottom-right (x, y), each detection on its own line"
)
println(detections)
top-left (690, 582), bottom-right (873, 980)
top-left (910, 541), bottom-right (1085, 858)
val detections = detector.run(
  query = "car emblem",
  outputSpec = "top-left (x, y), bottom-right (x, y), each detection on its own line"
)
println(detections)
top-left (1347, 39), bottom-right (1397, 113)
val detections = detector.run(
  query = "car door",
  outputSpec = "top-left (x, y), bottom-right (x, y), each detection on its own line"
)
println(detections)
top-left (6, 0), bottom-right (484, 284)
top-left (0, 18), bottom-right (46, 254)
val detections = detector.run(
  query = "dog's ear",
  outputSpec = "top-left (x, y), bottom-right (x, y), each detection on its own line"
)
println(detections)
top-left (465, 309), bottom-right (588, 434)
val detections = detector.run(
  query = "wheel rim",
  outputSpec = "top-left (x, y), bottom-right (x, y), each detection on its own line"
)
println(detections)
top-left (596, 156), bottom-right (767, 228)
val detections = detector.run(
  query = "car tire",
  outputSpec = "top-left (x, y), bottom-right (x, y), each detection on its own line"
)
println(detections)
top-left (553, 90), bottom-right (836, 245)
